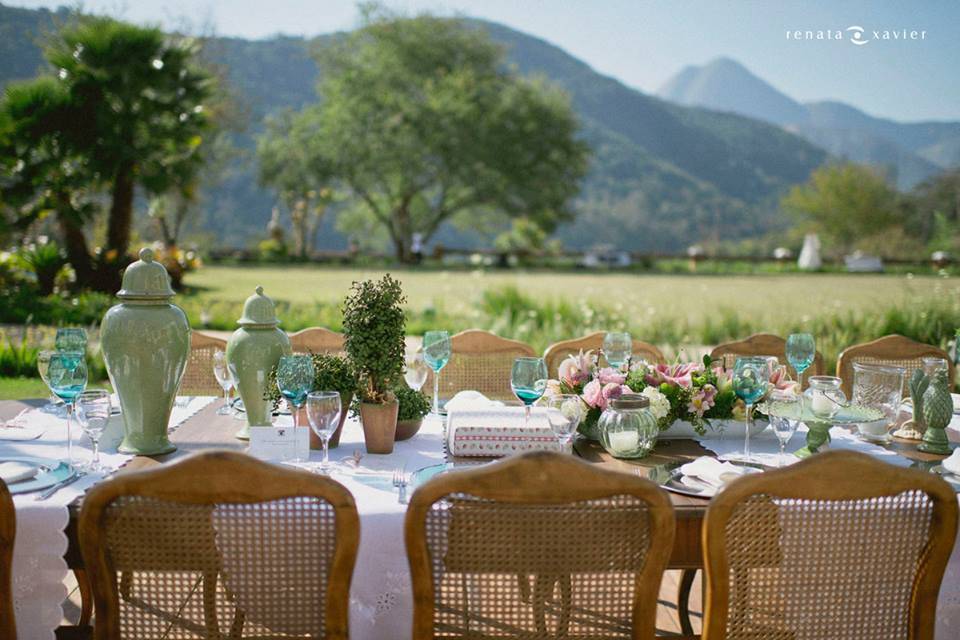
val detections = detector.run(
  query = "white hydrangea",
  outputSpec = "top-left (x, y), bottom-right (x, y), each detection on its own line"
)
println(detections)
top-left (641, 386), bottom-right (670, 420)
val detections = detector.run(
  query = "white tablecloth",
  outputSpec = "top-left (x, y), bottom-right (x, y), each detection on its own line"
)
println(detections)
top-left (2, 397), bottom-right (214, 640)
top-left (694, 421), bottom-right (960, 639)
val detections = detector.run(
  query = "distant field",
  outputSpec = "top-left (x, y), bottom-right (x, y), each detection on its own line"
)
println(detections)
top-left (185, 265), bottom-right (954, 325)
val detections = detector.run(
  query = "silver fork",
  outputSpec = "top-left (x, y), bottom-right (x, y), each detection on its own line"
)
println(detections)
top-left (392, 467), bottom-right (409, 504)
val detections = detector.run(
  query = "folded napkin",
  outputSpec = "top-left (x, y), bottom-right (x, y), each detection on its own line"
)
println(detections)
top-left (0, 409), bottom-right (46, 441)
top-left (446, 405), bottom-right (569, 457)
top-left (943, 448), bottom-right (960, 475)
top-left (0, 461), bottom-right (39, 484)
top-left (443, 390), bottom-right (504, 413)
top-left (679, 456), bottom-right (750, 489)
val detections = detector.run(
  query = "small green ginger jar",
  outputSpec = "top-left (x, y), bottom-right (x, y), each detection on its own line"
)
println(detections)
top-left (226, 286), bottom-right (291, 439)
top-left (101, 247), bottom-right (190, 455)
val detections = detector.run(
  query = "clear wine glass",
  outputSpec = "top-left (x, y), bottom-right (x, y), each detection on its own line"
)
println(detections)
top-left (276, 355), bottom-right (315, 463)
top-left (511, 357), bottom-right (548, 428)
top-left (47, 351), bottom-right (88, 465)
top-left (75, 389), bottom-right (111, 472)
top-left (306, 391), bottom-right (342, 474)
top-left (603, 332), bottom-right (632, 369)
top-left (543, 394), bottom-right (582, 449)
top-left (212, 350), bottom-right (234, 415)
top-left (423, 331), bottom-right (451, 414)
top-left (732, 356), bottom-right (772, 462)
top-left (768, 391), bottom-right (800, 467)
top-left (37, 349), bottom-right (64, 415)
top-left (403, 350), bottom-right (429, 391)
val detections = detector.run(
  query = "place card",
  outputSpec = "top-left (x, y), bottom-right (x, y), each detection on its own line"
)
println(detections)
top-left (248, 425), bottom-right (310, 462)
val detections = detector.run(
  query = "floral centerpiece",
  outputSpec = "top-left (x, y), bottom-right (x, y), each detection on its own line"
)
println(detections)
top-left (548, 351), bottom-right (796, 437)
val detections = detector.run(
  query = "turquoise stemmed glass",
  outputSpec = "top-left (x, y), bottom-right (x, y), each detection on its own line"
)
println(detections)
top-left (786, 333), bottom-right (815, 387)
top-left (48, 351), bottom-right (88, 465)
top-left (511, 357), bottom-right (548, 428)
top-left (732, 356), bottom-right (772, 462)
top-left (603, 332), bottom-right (632, 369)
top-left (423, 331), bottom-right (451, 415)
top-left (276, 355), bottom-right (315, 463)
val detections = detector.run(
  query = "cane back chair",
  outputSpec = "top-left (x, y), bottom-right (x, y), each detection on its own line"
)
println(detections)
top-left (79, 451), bottom-right (359, 639)
top-left (543, 332), bottom-right (666, 377)
top-left (288, 327), bottom-right (346, 356)
top-left (425, 330), bottom-right (536, 402)
top-left (836, 334), bottom-right (954, 398)
top-left (406, 451), bottom-right (676, 639)
top-left (702, 450), bottom-right (958, 640)
top-left (179, 331), bottom-right (227, 396)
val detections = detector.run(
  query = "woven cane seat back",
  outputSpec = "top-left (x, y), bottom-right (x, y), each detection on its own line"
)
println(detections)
top-left (407, 452), bottom-right (675, 639)
top-left (179, 331), bottom-right (226, 396)
top-left (703, 451), bottom-right (958, 640)
top-left (81, 452), bottom-right (359, 640)
top-left (836, 335), bottom-right (953, 397)
top-left (426, 330), bottom-right (535, 402)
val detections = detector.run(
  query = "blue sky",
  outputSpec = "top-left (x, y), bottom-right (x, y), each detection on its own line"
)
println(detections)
top-left (9, 0), bottom-right (960, 122)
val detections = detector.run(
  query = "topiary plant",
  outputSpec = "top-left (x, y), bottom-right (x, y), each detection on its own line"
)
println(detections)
top-left (395, 383), bottom-right (430, 421)
top-left (342, 274), bottom-right (406, 404)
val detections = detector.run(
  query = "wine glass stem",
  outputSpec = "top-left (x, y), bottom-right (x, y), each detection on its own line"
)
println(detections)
top-left (779, 440), bottom-right (785, 468)
top-left (92, 438), bottom-right (100, 469)
top-left (322, 438), bottom-right (329, 471)
top-left (65, 404), bottom-right (73, 464)
top-left (744, 403), bottom-right (753, 460)
top-left (524, 404), bottom-right (531, 428)
top-left (224, 387), bottom-right (230, 411)
top-left (433, 371), bottom-right (440, 414)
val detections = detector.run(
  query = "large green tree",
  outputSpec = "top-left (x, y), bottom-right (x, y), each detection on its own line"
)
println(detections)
top-left (782, 163), bottom-right (902, 251)
top-left (260, 9), bottom-right (589, 262)
top-left (1, 16), bottom-right (215, 290)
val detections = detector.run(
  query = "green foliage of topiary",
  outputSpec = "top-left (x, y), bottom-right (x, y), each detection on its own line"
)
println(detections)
top-left (342, 274), bottom-right (406, 404)
top-left (395, 383), bottom-right (430, 421)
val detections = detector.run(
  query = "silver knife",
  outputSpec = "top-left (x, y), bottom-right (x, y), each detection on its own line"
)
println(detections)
top-left (36, 470), bottom-right (86, 501)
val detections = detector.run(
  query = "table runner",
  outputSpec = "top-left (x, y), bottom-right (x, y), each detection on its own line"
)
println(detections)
top-left (694, 422), bottom-right (960, 639)
top-left (2, 396), bottom-right (214, 640)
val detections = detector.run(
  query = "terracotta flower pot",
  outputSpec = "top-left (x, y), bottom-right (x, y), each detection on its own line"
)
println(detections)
top-left (309, 392), bottom-right (353, 450)
top-left (359, 401), bottom-right (398, 454)
top-left (395, 417), bottom-right (423, 441)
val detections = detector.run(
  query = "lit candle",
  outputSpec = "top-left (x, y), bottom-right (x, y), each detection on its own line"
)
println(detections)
top-left (608, 430), bottom-right (639, 454)
top-left (811, 392), bottom-right (833, 417)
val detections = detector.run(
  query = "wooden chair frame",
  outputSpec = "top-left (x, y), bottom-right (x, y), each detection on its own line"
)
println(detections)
top-left (0, 479), bottom-right (14, 640)
top-left (288, 327), bottom-right (345, 355)
top-left (702, 450), bottom-right (959, 640)
top-left (836, 334), bottom-right (954, 397)
top-left (405, 451), bottom-right (676, 640)
top-left (543, 332), bottom-right (666, 376)
top-left (710, 333), bottom-right (825, 384)
top-left (79, 451), bottom-right (359, 640)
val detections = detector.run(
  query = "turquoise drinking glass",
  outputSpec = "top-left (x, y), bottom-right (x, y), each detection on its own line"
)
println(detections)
top-left (732, 356), bottom-right (772, 462)
top-left (511, 357), bottom-right (548, 428)
top-left (55, 327), bottom-right (87, 356)
top-left (276, 355), bottom-right (315, 462)
top-left (786, 333), bottom-right (815, 386)
top-left (48, 350), bottom-right (88, 465)
top-left (603, 332), bottom-right (632, 369)
top-left (423, 331), bottom-right (451, 415)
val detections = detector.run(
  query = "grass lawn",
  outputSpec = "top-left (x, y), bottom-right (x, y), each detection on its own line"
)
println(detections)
top-left (185, 265), bottom-right (954, 322)
top-left (0, 377), bottom-right (111, 401)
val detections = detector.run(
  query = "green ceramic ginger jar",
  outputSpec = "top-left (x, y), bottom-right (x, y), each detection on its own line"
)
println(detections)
top-left (101, 247), bottom-right (190, 455)
top-left (226, 286), bottom-right (291, 439)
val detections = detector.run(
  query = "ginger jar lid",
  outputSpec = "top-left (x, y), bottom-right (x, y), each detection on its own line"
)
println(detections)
top-left (238, 286), bottom-right (280, 328)
top-left (117, 247), bottom-right (175, 300)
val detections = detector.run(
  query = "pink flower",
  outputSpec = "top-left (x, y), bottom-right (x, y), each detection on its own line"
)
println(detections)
top-left (582, 379), bottom-right (630, 411)
top-left (596, 367), bottom-right (626, 385)
top-left (769, 365), bottom-right (800, 394)
top-left (687, 383), bottom-right (717, 417)
top-left (558, 350), bottom-right (594, 388)
top-left (646, 363), bottom-right (700, 389)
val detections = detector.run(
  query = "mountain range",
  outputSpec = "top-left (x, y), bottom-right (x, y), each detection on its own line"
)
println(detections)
top-left (658, 57), bottom-right (960, 190)
top-left (2, 3), bottom-right (951, 252)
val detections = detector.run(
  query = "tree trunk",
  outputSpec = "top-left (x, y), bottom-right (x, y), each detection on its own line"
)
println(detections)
top-left (393, 201), bottom-right (412, 263)
top-left (106, 163), bottom-right (135, 258)
top-left (56, 202), bottom-right (95, 291)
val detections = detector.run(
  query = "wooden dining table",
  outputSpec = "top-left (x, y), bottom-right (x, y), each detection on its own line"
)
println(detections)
top-left (0, 398), bottom-right (953, 639)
